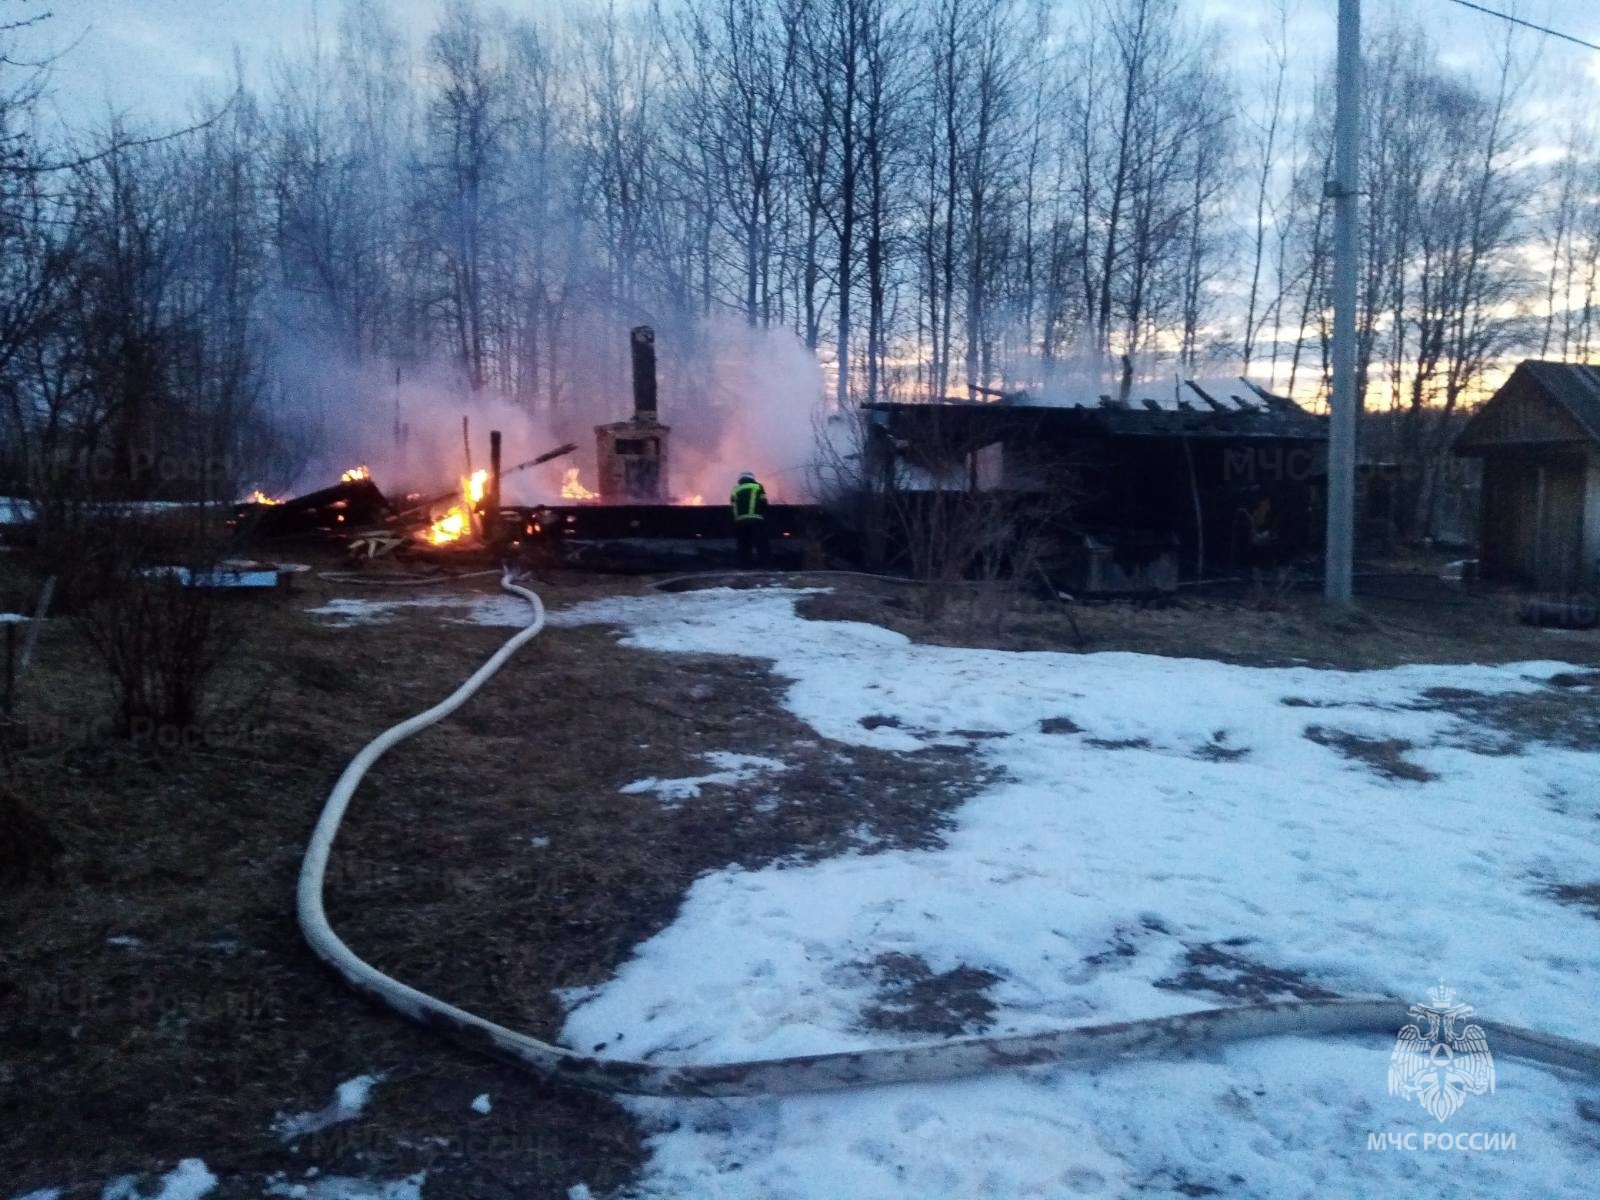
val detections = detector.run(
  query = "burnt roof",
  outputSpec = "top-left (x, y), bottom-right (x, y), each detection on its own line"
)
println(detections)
top-left (1456, 360), bottom-right (1600, 452)
top-left (866, 383), bottom-right (1326, 442)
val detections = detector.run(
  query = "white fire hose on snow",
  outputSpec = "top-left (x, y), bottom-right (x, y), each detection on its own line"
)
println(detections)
top-left (297, 567), bottom-right (1600, 1096)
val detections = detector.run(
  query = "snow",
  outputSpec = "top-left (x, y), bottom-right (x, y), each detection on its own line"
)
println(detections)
top-left (306, 593), bottom-right (529, 627)
top-left (470, 1093), bottom-right (492, 1115)
top-left (541, 588), bottom-right (1600, 1199)
top-left (264, 1174), bottom-right (424, 1200)
top-left (272, 1074), bottom-right (383, 1141)
top-left (148, 1162), bottom-right (216, 1200)
top-left (620, 751), bottom-right (788, 806)
top-left (12, 1190), bottom-right (61, 1200)
top-left (89, 1167), bottom-right (418, 1200)
top-left (309, 585), bottom-right (1600, 1195)
top-left (99, 1162), bottom-right (216, 1200)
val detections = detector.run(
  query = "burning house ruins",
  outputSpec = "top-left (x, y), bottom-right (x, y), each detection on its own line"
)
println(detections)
top-left (229, 326), bottom-right (817, 570)
top-left (594, 327), bottom-right (671, 503)
top-left (523, 325), bottom-right (814, 568)
top-left (225, 330), bottom-right (1329, 593)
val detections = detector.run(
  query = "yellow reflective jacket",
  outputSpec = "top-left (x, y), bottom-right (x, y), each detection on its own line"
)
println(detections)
top-left (731, 480), bottom-right (767, 521)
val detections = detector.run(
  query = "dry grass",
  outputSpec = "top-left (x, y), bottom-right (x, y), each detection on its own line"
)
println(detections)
top-left (3, 555), bottom-right (1596, 1197)
top-left (2, 568), bottom-right (645, 1198)
top-left (1154, 941), bottom-right (1339, 1004)
top-left (792, 573), bottom-right (1600, 671)
top-left (856, 952), bottom-right (1001, 1037)
top-left (1547, 883), bottom-right (1600, 921)
top-left (0, 559), bottom-right (987, 1199)
top-left (1301, 726), bottom-right (1438, 784)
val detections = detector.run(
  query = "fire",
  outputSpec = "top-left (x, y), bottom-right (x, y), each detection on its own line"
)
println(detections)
top-left (341, 464), bottom-right (371, 483)
top-left (245, 489), bottom-right (281, 505)
top-left (423, 469), bottom-right (490, 545)
top-left (561, 467), bottom-right (599, 501)
top-left (427, 508), bottom-right (469, 545)
top-left (682, 494), bottom-right (704, 506)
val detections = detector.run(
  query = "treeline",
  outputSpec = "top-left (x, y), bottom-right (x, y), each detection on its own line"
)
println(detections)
top-left (0, 0), bottom-right (1593, 530)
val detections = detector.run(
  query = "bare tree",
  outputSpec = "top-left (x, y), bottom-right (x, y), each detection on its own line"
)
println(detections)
top-left (423, 0), bottom-right (510, 392)
top-left (1241, 1), bottom-right (1294, 376)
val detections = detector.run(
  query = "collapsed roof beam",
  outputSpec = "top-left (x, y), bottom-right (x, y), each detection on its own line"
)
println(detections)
top-left (1184, 380), bottom-right (1230, 413)
top-left (1238, 377), bottom-right (1298, 412)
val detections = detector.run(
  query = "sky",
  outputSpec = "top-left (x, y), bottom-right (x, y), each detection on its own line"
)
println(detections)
top-left (10, 0), bottom-right (1600, 134)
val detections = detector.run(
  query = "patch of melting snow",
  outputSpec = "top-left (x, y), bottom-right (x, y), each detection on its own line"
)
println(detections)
top-left (99, 1161), bottom-right (216, 1200)
top-left (13, 1189), bottom-right (62, 1200)
top-left (149, 1162), bottom-right (216, 1200)
top-left (470, 1092), bottom-right (492, 1114)
top-left (306, 594), bottom-right (529, 627)
top-left (541, 587), bottom-right (1600, 1200)
top-left (264, 1174), bottom-right (424, 1200)
top-left (619, 751), bottom-right (787, 806)
top-left (272, 1074), bottom-right (383, 1141)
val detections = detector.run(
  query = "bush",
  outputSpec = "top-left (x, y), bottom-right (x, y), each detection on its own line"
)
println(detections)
top-left (0, 784), bottom-right (64, 889)
top-left (67, 506), bottom-right (244, 736)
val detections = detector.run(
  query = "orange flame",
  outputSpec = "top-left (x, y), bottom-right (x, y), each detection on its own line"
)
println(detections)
top-left (341, 465), bottom-right (371, 483)
top-left (682, 494), bottom-right (704, 506)
top-left (561, 467), bottom-right (599, 501)
top-left (245, 489), bottom-right (281, 505)
top-left (427, 508), bottom-right (469, 545)
top-left (423, 469), bottom-right (491, 545)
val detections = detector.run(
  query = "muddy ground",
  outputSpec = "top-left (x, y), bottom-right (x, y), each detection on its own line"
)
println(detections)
top-left (2, 553), bottom-right (1597, 1196)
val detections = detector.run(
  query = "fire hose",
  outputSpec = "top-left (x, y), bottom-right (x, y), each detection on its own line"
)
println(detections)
top-left (298, 567), bottom-right (1600, 1096)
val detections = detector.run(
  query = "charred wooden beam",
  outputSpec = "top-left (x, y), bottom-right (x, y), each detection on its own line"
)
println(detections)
top-left (231, 479), bottom-right (393, 539)
top-left (970, 384), bottom-right (1031, 404)
top-left (503, 442), bottom-right (579, 478)
top-left (486, 430), bottom-right (502, 543)
top-left (399, 441), bottom-right (579, 517)
top-left (1238, 376), bottom-right (1300, 413)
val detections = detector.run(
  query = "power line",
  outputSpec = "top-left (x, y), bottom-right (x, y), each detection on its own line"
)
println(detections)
top-left (1443, 0), bottom-right (1600, 53)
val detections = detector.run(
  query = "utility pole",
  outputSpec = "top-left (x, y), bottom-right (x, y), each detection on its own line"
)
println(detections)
top-left (1325, 0), bottom-right (1361, 605)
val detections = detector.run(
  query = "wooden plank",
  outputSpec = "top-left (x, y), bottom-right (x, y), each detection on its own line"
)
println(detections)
top-left (1458, 375), bottom-right (1591, 449)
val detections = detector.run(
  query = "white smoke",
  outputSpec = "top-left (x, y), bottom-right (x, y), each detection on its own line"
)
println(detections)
top-left (656, 318), bottom-right (826, 504)
top-left (265, 313), bottom-right (826, 506)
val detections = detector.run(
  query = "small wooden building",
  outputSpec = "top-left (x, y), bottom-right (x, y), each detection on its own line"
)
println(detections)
top-left (1455, 360), bottom-right (1600, 590)
top-left (863, 382), bottom-right (1328, 590)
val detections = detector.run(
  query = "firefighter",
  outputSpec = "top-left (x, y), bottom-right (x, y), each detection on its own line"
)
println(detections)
top-left (731, 471), bottom-right (769, 567)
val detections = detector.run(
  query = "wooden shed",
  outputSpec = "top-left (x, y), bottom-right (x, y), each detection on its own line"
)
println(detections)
top-left (1455, 360), bottom-right (1600, 590)
top-left (864, 382), bottom-right (1328, 590)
